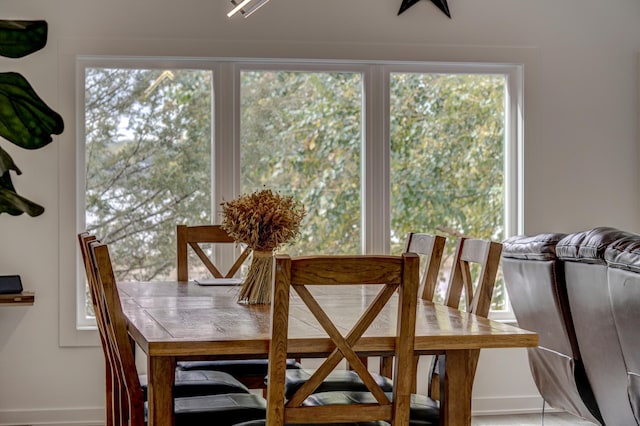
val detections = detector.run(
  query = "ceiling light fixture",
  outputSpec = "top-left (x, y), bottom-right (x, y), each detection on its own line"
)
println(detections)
top-left (227, 0), bottom-right (271, 18)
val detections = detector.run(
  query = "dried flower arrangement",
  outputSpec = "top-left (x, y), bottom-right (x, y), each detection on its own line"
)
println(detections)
top-left (221, 189), bottom-right (306, 304)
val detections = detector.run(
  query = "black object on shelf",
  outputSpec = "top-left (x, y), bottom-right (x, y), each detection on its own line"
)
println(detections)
top-left (0, 275), bottom-right (23, 294)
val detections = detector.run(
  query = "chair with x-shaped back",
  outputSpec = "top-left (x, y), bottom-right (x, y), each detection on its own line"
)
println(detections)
top-left (175, 224), bottom-right (301, 390)
top-left (274, 237), bottom-right (501, 426)
top-left (264, 253), bottom-right (419, 425)
top-left (282, 232), bottom-right (446, 399)
top-left (176, 224), bottom-right (250, 282)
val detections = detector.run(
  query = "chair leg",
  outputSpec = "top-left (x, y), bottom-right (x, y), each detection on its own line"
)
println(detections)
top-left (105, 365), bottom-right (114, 426)
top-left (347, 356), bottom-right (369, 371)
top-left (428, 355), bottom-right (443, 402)
top-left (380, 356), bottom-right (393, 378)
top-left (411, 355), bottom-right (419, 394)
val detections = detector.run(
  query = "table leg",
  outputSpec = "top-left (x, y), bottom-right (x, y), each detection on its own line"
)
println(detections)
top-left (440, 349), bottom-right (474, 426)
top-left (147, 355), bottom-right (176, 426)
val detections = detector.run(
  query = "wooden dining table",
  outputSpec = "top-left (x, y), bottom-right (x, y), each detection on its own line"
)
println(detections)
top-left (118, 280), bottom-right (537, 426)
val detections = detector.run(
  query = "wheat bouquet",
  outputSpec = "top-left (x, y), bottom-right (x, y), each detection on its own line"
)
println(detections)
top-left (221, 189), bottom-right (306, 304)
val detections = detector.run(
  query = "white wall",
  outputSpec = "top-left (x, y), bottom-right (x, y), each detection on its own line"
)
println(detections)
top-left (1, 0), bottom-right (639, 424)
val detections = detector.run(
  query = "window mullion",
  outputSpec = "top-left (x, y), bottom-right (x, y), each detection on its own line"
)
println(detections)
top-left (213, 63), bottom-right (240, 270)
top-left (214, 62), bottom-right (239, 213)
top-left (363, 66), bottom-right (390, 254)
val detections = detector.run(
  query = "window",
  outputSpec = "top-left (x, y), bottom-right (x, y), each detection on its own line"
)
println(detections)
top-left (240, 68), bottom-right (363, 255)
top-left (78, 57), bottom-right (522, 327)
top-left (389, 70), bottom-right (510, 309)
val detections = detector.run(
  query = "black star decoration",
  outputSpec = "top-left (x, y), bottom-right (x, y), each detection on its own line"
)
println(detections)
top-left (398, 0), bottom-right (451, 18)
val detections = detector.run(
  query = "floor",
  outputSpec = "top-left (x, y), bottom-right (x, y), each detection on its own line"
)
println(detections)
top-left (472, 412), bottom-right (597, 425)
top-left (12, 412), bottom-right (599, 426)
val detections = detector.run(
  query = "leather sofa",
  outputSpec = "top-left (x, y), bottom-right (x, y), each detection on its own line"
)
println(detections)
top-left (503, 227), bottom-right (640, 426)
top-left (502, 233), bottom-right (602, 424)
top-left (605, 234), bottom-right (640, 425)
top-left (556, 227), bottom-right (637, 426)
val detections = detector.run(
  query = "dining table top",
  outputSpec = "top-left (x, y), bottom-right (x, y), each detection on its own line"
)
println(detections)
top-left (118, 280), bottom-right (537, 358)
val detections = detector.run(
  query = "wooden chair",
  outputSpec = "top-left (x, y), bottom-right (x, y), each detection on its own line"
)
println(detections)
top-left (175, 224), bottom-right (301, 390)
top-left (85, 237), bottom-right (266, 425)
top-left (427, 237), bottom-right (503, 400)
top-left (280, 234), bottom-right (501, 420)
top-left (80, 232), bottom-right (255, 422)
top-left (176, 224), bottom-right (250, 281)
top-left (379, 232), bottom-right (446, 380)
top-left (264, 253), bottom-right (420, 425)
top-left (288, 238), bottom-right (502, 425)
top-left (410, 232), bottom-right (448, 302)
top-left (283, 232), bottom-right (446, 398)
top-left (78, 232), bottom-right (122, 425)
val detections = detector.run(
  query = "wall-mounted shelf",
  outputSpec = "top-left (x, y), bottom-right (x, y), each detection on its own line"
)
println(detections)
top-left (0, 292), bottom-right (35, 306)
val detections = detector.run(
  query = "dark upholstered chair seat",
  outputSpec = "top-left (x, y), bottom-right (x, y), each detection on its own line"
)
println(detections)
top-left (139, 368), bottom-right (250, 400)
top-left (233, 420), bottom-right (387, 426)
top-left (145, 393), bottom-right (266, 426)
top-left (283, 369), bottom-right (393, 398)
top-left (178, 358), bottom-right (301, 378)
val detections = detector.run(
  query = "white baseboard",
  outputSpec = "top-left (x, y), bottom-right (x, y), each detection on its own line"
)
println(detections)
top-left (0, 407), bottom-right (103, 426)
top-left (472, 395), bottom-right (559, 416)
top-left (0, 396), bottom-right (553, 425)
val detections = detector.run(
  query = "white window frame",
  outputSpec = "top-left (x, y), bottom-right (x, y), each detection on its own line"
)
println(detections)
top-left (72, 56), bottom-right (523, 333)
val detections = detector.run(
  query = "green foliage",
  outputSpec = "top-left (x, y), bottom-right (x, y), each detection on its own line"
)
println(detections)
top-left (85, 68), bottom-right (212, 280)
top-left (0, 20), bottom-right (64, 217)
top-left (390, 73), bottom-right (504, 240)
top-left (240, 71), bottom-right (362, 255)
top-left (389, 73), bottom-right (506, 308)
top-left (240, 70), bottom-right (506, 308)
top-left (84, 67), bottom-right (507, 310)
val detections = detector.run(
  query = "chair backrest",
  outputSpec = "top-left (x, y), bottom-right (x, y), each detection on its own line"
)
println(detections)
top-left (90, 240), bottom-right (146, 425)
top-left (266, 253), bottom-right (419, 425)
top-left (176, 224), bottom-right (250, 281)
top-left (557, 227), bottom-right (638, 426)
top-left (78, 233), bottom-right (124, 426)
top-left (378, 232), bottom-right (445, 381)
top-left (403, 232), bottom-right (446, 301)
top-left (502, 233), bottom-right (603, 424)
top-left (444, 237), bottom-right (502, 318)
top-left (78, 233), bottom-right (103, 340)
top-left (429, 237), bottom-right (502, 400)
top-left (606, 234), bottom-right (640, 425)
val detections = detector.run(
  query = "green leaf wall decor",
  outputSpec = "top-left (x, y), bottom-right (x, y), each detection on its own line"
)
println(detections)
top-left (0, 172), bottom-right (44, 216)
top-left (0, 72), bottom-right (64, 149)
top-left (0, 19), bottom-right (64, 217)
top-left (0, 20), bottom-right (48, 58)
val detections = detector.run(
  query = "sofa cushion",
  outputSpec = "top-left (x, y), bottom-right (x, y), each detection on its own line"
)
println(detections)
top-left (502, 233), bottom-right (567, 261)
top-left (556, 227), bottom-right (633, 264)
top-left (605, 236), bottom-right (640, 273)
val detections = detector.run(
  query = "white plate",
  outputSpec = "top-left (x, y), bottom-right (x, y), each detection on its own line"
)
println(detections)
top-left (194, 278), bottom-right (243, 286)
